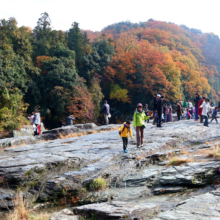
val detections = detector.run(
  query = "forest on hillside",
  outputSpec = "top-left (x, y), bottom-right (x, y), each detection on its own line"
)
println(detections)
top-left (1, 13), bottom-right (220, 131)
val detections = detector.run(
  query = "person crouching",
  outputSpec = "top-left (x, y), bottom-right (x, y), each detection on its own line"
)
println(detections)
top-left (118, 120), bottom-right (133, 153)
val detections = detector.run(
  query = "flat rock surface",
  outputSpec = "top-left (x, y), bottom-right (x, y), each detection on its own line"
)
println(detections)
top-left (1, 120), bottom-right (220, 218)
top-left (73, 201), bottom-right (159, 220)
top-left (154, 189), bottom-right (220, 220)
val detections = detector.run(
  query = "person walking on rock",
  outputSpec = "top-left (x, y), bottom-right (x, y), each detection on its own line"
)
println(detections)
top-left (194, 93), bottom-right (201, 121)
top-left (101, 100), bottom-right (110, 125)
top-left (67, 114), bottom-right (75, 126)
top-left (118, 120), bottom-right (133, 153)
top-left (200, 98), bottom-right (215, 127)
top-left (176, 101), bottom-right (183, 121)
top-left (198, 96), bottom-right (206, 123)
top-left (33, 110), bottom-right (41, 136)
top-left (210, 107), bottom-right (218, 124)
top-left (133, 103), bottom-right (151, 148)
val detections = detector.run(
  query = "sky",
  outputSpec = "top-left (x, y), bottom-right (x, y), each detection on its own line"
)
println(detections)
top-left (1, 0), bottom-right (220, 36)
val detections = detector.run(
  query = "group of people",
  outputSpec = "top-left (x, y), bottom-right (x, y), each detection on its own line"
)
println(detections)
top-left (28, 111), bottom-right (75, 136)
top-left (176, 93), bottom-right (219, 126)
top-left (118, 93), bottom-right (220, 153)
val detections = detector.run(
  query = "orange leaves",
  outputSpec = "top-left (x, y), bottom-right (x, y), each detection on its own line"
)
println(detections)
top-left (104, 41), bottom-right (172, 99)
top-left (36, 56), bottom-right (50, 67)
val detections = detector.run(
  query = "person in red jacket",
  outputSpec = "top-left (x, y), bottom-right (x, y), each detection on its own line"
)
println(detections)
top-left (197, 96), bottom-right (206, 123)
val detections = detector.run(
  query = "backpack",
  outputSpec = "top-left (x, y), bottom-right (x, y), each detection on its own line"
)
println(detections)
top-left (119, 125), bottom-right (129, 135)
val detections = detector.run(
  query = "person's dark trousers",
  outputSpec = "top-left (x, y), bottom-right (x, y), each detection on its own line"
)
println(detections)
top-left (122, 137), bottom-right (128, 151)
top-left (153, 111), bottom-right (157, 124)
top-left (195, 107), bottom-right (198, 120)
top-left (177, 113), bottom-right (181, 121)
top-left (199, 115), bottom-right (203, 123)
top-left (211, 116), bottom-right (218, 122)
top-left (203, 115), bottom-right (208, 126)
top-left (34, 124), bottom-right (39, 136)
top-left (157, 112), bottom-right (162, 127)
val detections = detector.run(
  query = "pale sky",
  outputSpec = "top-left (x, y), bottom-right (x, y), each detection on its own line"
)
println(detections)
top-left (1, 0), bottom-right (220, 36)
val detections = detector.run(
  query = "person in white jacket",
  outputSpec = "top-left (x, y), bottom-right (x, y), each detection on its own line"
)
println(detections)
top-left (200, 98), bottom-right (215, 127)
top-left (33, 110), bottom-right (41, 136)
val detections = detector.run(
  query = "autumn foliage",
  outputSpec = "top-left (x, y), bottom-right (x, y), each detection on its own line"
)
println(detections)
top-left (97, 20), bottom-right (220, 110)
top-left (66, 86), bottom-right (94, 122)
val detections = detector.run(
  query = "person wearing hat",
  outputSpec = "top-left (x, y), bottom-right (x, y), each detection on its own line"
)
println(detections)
top-left (133, 103), bottom-right (151, 148)
top-left (101, 100), bottom-right (110, 125)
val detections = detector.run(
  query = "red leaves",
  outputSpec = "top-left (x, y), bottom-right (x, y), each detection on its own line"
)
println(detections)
top-left (66, 86), bottom-right (94, 122)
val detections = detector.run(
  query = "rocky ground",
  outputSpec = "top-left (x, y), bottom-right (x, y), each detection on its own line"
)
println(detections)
top-left (0, 120), bottom-right (220, 219)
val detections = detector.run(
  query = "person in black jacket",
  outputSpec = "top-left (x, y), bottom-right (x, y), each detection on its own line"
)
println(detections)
top-left (156, 94), bottom-right (164, 127)
top-left (194, 93), bottom-right (201, 121)
top-left (153, 95), bottom-right (158, 125)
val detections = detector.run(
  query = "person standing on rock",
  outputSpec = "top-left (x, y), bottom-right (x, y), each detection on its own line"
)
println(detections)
top-left (33, 110), bottom-right (41, 136)
top-left (101, 100), bottom-right (110, 125)
top-left (198, 96), bottom-right (206, 123)
top-left (133, 103), bottom-right (151, 148)
top-left (156, 95), bottom-right (164, 127)
top-left (200, 98), bottom-right (215, 127)
top-left (67, 114), bottom-right (75, 126)
top-left (165, 104), bottom-right (173, 122)
top-left (162, 103), bottom-right (167, 123)
top-left (176, 101), bottom-right (183, 121)
top-left (152, 94), bottom-right (158, 125)
top-left (118, 120), bottom-right (133, 153)
top-left (194, 93), bottom-right (201, 121)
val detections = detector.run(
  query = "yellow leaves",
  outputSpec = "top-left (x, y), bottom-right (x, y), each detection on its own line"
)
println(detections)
top-left (109, 84), bottom-right (130, 103)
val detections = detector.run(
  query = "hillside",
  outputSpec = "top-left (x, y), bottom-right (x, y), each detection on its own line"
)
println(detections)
top-left (0, 14), bottom-right (220, 130)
